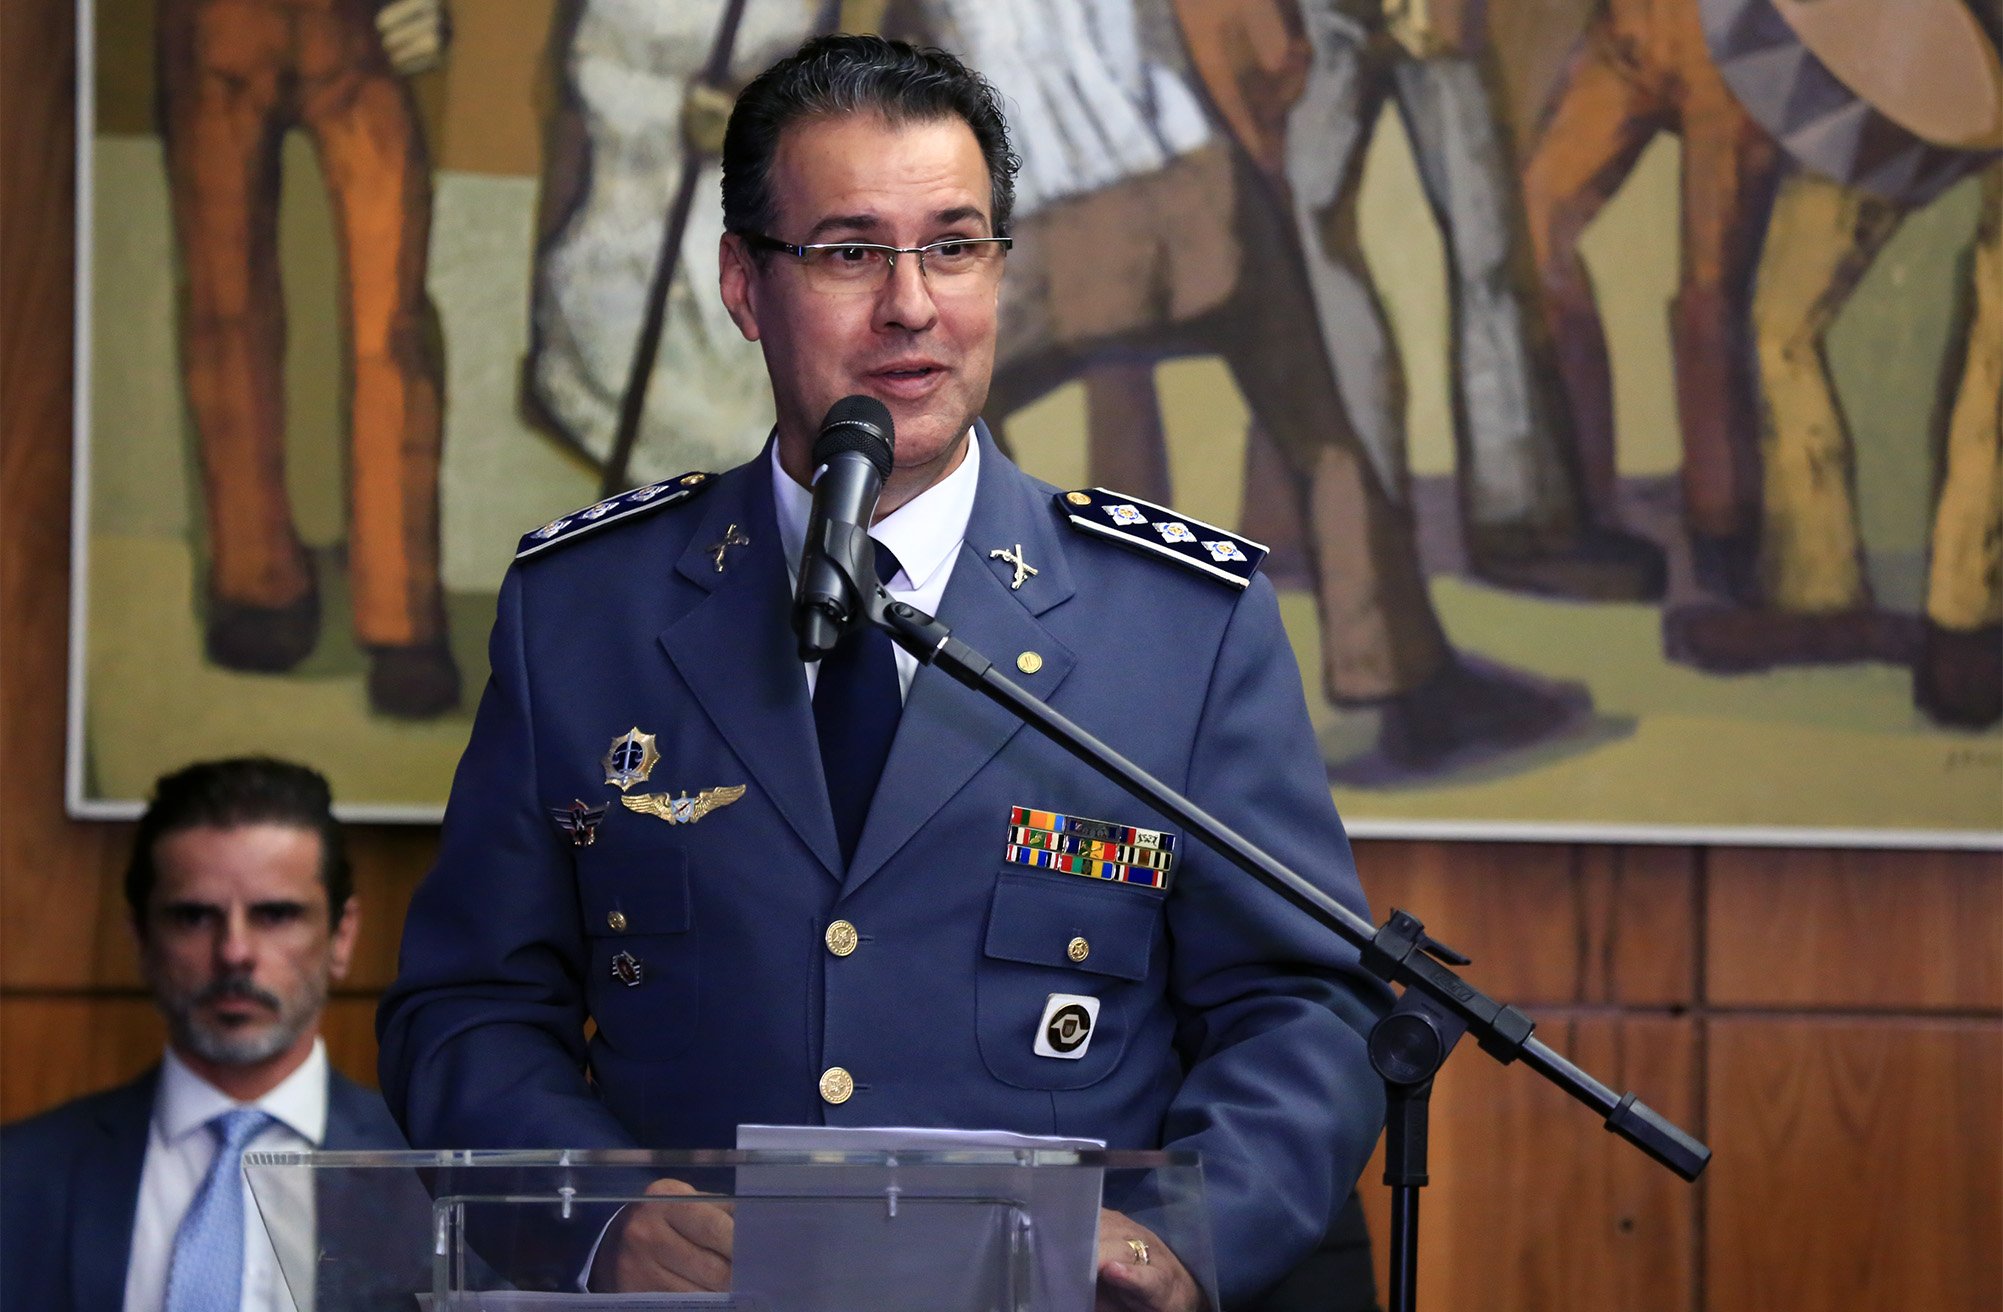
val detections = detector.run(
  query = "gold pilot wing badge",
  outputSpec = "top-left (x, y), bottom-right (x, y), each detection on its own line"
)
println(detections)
top-left (622, 785), bottom-right (748, 825)
top-left (602, 728), bottom-right (661, 792)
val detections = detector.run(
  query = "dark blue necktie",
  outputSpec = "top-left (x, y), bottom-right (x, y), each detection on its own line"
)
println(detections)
top-left (814, 544), bottom-right (904, 867)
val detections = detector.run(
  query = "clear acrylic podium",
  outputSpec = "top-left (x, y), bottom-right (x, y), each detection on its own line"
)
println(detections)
top-left (242, 1147), bottom-right (1215, 1312)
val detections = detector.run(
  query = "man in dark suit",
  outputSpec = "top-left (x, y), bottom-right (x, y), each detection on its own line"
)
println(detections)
top-left (378, 34), bottom-right (1389, 1312)
top-left (1, 757), bottom-right (407, 1312)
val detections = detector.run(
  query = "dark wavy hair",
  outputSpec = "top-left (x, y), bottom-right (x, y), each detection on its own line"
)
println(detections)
top-left (721, 33), bottom-right (1021, 243)
top-left (125, 757), bottom-right (352, 929)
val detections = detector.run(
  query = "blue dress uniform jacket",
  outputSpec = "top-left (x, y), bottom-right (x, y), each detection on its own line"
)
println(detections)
top-left (0, 1067), bottom-right (408, 1312)
top-left (376, 428), bottom-right (1391, 1305)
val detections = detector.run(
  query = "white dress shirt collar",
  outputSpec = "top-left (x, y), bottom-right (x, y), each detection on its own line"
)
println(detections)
top-left (770, 427), bottom-right (982, 591)
top-left (157, 1037), bottom-right (330, 1148)
top-left (127, 1042), bottom-right (328, 1312)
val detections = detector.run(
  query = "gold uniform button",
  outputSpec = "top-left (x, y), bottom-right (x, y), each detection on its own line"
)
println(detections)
top-left (819, 1066), bottom-right (854, 1105)
top-left (1016, 651), bottom-right (1043, 675)
top-left (1066, 491), bottom-right (1092, 506)
top-left (606, 910), bottom-right (628, 933)
top-left (1067, 936), bottom-right (1090, 963)
top-left (825, 920), bottom-right (859, 957)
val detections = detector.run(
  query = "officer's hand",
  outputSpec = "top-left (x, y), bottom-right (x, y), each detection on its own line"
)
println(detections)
top-left (375, 0), bottom-right (450, 76)
top-left (1096, 1208), bottom-right (1200, 1312)
top-left (588, 1177), bottom-right (735, 1293)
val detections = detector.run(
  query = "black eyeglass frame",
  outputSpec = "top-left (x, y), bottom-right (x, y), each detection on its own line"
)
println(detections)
top-left (739, 232), bottom-right (1014, 279)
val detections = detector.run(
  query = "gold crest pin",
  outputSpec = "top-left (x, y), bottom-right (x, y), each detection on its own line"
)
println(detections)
top-left (603, 728), bottom-right (661, 792)
top-left (623, 784), bottom-right (747, 825)
top-left (707, 522), bottom-right (750, 572)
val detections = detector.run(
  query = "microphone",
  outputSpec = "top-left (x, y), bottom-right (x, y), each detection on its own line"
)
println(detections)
top-left (794, 395), bottom-right (895, 661)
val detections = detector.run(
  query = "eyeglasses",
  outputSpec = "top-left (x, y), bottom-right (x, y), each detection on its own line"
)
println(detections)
top-left (741, 233), bottom-right (1012, 294)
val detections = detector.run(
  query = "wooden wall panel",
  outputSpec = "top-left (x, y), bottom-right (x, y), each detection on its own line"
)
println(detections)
top-left (0, 0), bottom-right (134, 998)
top-left (1, 995), bottom-right (387, 1121)
top-left (1707, 1017), bottom-right (2003, 1312)
top-left (0, 997), bottom-right (165, 1121)
top-left (314, 996), bottom-right (392, 1091)
top-left (1709, 848), bottom-right (2003, 1009)
top-left (1, 860), bottom-right (143, 990)
top-left (1356, 840), bottom-right (1697, 1006)
top-left (1356, 1015), bottom-right (1700, 1311)
top-left (0, 828), bottom-right (432, 992)
top-left (342, 829), bottom-right (439, 991)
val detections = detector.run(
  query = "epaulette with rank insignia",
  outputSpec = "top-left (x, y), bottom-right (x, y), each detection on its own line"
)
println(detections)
top-left (516, 471), bottom-right (717, 560)
top-left (1055, 488), bottom-right (1266, 589)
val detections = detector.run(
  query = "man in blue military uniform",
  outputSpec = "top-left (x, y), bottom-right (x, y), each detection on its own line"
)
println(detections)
top-left (377, 34), bottom-right (1388, 1311)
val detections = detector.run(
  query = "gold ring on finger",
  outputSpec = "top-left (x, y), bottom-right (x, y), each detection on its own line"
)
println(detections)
top-left (1127, 1238), bottom-right (1150, 1265)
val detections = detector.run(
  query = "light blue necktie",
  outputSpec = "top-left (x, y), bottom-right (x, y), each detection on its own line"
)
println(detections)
top-left (164, 1107), bottom-right (274, 1312)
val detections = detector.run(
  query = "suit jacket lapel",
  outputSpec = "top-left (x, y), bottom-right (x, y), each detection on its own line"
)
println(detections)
top-left (322, 1071), bottom-right (401, 1150)
top-left (844, 431), bottom-right (1076, 892)
top-left (659, 462), bottom-right (843, 877)
top-left (317, 1073), bottom-right (441, 1304)
top-left (322, 1077), bottom-right (366, 1149)
top-left (75, 1069), bottom-right (156, 1312)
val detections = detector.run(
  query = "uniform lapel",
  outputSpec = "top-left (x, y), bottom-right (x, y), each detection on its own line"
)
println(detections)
top-left (74, 1070), bottom-right (155, 1312)
top-left (658, 461), bottom-right (843, 878)
top-left (844, 430), bottom-right (1076, 892)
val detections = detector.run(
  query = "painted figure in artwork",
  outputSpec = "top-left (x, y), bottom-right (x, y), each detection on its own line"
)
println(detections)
top-left (1521, 0), bottom-right (1786, 602)
top-left (530, 0), bottom-right (1600, 775)
top-left (523, 0), bottom-right (834, 489)
top-left (1671, 0), bottom-right (2003, 728)
top-left (159, 0), bottom-right (459, 716)
top-left (928, 0), bottom-right (1601, 772)
top-left (1180, 0), bottom-right (1668, 605)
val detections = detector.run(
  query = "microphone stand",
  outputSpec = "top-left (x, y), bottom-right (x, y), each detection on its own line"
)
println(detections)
top-left (813, 552), bottom-right (1711, 1312)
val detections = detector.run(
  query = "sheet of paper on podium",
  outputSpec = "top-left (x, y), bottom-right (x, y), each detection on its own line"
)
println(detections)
top-left (732, 1124), bottom-right (1106, 1312)
top-left (418, 1294), bottom-right (753, 1309)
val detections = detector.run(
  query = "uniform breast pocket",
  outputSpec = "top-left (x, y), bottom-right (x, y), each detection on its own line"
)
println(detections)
top-left (578, 852), bottom-right (699, 1060)
top-left (975, 870), bottom-right (1164, 1091)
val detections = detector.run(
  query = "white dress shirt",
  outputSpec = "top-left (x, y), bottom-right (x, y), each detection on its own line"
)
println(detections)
top-left (772, 429), bottom-right (982, 700)
top-left (124, 1041), bottom-right (328, 1312)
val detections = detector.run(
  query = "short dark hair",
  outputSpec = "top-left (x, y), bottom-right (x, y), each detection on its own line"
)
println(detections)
top-left (721, 33), bottom-right (1021, 242)
top-left (125, 758), bottom-right (352, 928)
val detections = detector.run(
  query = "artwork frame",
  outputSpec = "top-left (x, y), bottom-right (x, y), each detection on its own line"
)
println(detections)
top-left (65, 0), bottom-right (2003, 846)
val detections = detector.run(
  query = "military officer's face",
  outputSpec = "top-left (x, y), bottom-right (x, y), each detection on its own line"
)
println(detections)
top-left (135, 823), bottom-right (359, 1076)
top-left (720, 111), bottom-right (1002, 511)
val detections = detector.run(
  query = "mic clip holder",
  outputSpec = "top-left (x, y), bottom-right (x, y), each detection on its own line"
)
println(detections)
top-left (796, 521), bottom-right (890, 661)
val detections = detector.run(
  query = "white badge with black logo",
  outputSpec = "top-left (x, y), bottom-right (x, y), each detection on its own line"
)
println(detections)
top-left (1034, 993), bottom-right (1101, 1060)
